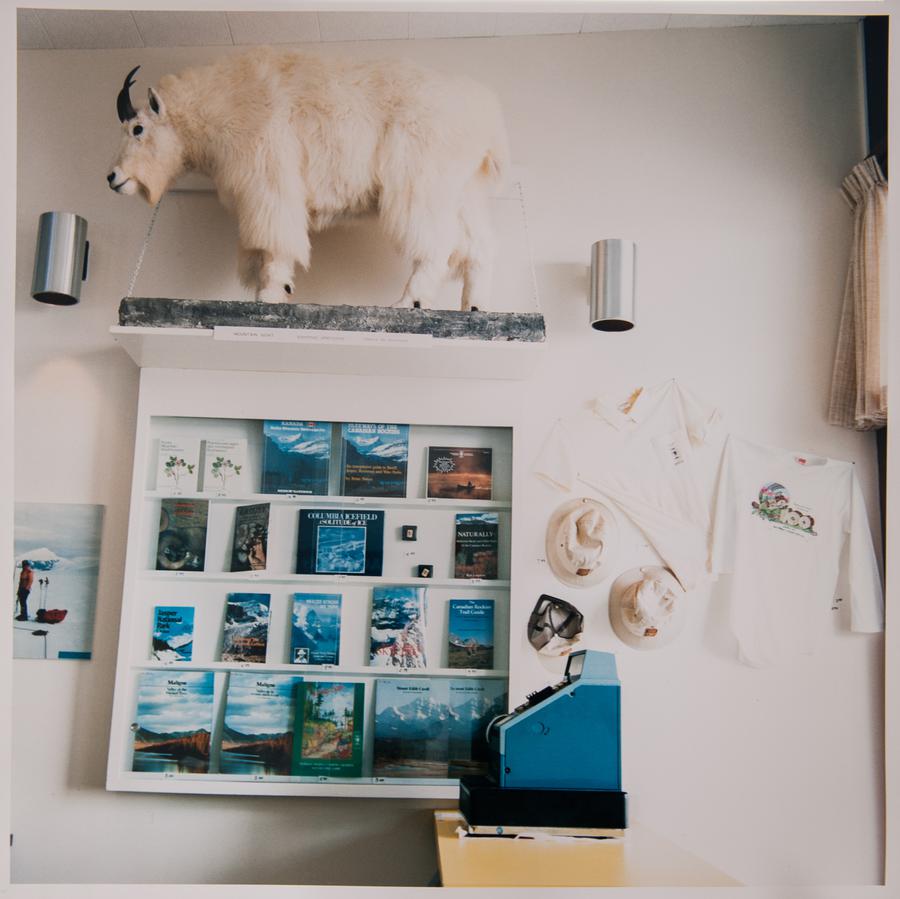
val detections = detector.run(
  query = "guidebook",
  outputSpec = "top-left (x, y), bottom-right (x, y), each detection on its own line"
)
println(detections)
top-left (447, 599), bottom-right (495, 669)
top-left (426, 447), bottom-right (493, 500)
top-left (291, 593), bottom-right (342, 665)
top-left (261, 421), bottom-right (331, 495)
top-left (339, 423), bottom-right (409, 498)
top-left (221, 593), bottom-right (271, 663)
top-left (373, 678), bottom-right (450, 779)
top-left (156, 437), bottom-right (201, 494)
top-left (151, 605), bottom-right (195, 662)
top-left (447, 678), bottom-right (507, 778)
top-left (132, 670), bottom-right (214, 774)
top-left (296, 509), bottom-right (384, 576)
top-left (200, 438), bottom-right (246, 495)
top-left (157, 498), bottom-right (209, 572)
top-left (454, 512), bottom-right (499, 580)
top-left (220, 672), bottom-right (302, 777)
top-left (291, 680), bottom-right (365, 778)
top-left (369, 586), bottom-right (427, 669)
top-left (230, 502), bottom-right (270, 572)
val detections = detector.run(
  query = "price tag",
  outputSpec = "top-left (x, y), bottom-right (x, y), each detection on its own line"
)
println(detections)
top-left (317, 776), bottom-right (330, 783)
top-left (238, 662), bottom-right (252, 669)
top-left (321, 664), bottom-right (336, 670)
top-left (536, 557), bottom-right (547, 564)
top-left (353, 497), bottom-right (368, 505)
top-left (253, 775), bottom-right (265, 782)
top-left (249, 572), bottom-right (262, 579)
top-left (333, 574), bottom-right (347, 582)
top-left (374, 777), bottom-right (387, 784)
top-left (426, 498), bottom-right (438, 505)
top-left (164, 772), bottom-right (175, 779)
top-left (465, 669), bottom-right (479, 676)
top-left (174, 571), bottom-right (185, 578)
top-left (468, 578), bottom-right (484, 585)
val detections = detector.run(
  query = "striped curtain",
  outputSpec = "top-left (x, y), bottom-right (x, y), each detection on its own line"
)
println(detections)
top-left (828, 156), bottom-right (888, 430)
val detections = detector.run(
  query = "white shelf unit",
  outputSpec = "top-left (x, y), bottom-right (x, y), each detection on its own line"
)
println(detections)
top-left (106, 369), bottom-right (518, 799)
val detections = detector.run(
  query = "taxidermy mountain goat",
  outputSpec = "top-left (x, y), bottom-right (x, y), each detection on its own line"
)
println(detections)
top-left (107, 50), bottom-right (509, 309)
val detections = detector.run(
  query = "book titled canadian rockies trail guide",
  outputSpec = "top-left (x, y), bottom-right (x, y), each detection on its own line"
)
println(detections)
top-left (151, 605), bottom-right (194, 662)
top-left (370, 586), bottom-right (427, 669)
top-left (454, 512), bottom-right (499, 580)
top-left (426, 447), bottom-right (493, 500)
top-left (447, 599), bottom-right (494, 669)
top-left (296, 509), bottom-right (384, 576)
top-left (291, 593), bottom-right (342, 665)
top-left (221, 593), bottom-right (271, 663)
top-left (220, 672), bottom-right (301, 777)
top-left (340, 423), bottom-right (409, 497)
top-left (230, 502), bottom-right (270, 572)
top-left (292, 681), bottom-right (364, 778)
top-left (156, 437), bottom-right (201, 494)
top-left (157, 498), bottom-right (209, 572)
top-left (261, 421), bottom-right (331, 495)
top-left (132, 670), bottom-right (214, 774)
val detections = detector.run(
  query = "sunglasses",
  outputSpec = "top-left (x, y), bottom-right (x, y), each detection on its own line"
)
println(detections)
top-left (527, 594), bottom-right (584, 650)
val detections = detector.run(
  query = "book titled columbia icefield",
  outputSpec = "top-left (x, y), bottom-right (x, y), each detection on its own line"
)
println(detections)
top-left (220, 672), bottom-right (301, 777)
top-left (151, 605), bottom-right (194, 662)
top-left (221, 593), bottom-right (271, 663)
top-left (261, 421), bottom-right (331, 495)
top-left (454, 512), bottom-right (499, 580)
top-left (132, 670), bottom-right (214, 774)
top-left (447, 599), bottom-right (494, 669)
top-left (292, 681), bottom-right (364, 778)
top-left (340, 422), bottom-right (409, 497)
top-left (296, 509), bottom-right (384, 576)
top-left (369, 586), bottom-right (427, 669)
top-left (291, 593), bottom-right (342, 665)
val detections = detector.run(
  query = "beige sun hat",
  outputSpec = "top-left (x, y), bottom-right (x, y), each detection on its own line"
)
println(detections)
top-left (545, 497), bottom-right (618, 588)
top-left (608, 566), bottom-right (686, 650)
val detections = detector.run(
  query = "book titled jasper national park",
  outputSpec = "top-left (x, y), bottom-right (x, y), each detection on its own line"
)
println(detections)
top-left (151, 605), bottom-right (195, 663)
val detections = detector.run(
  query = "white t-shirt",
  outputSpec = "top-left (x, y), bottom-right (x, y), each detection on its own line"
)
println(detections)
top-left (534, 379), bottom-right (722, 591)
top-left (710, 435), bottom-right (884, 667)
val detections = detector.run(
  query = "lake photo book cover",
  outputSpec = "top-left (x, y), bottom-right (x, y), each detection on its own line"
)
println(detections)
top-left (132, 670), bottom-right (214, 774)
top-left (340, 422), bottom-right (409, 498)
top-left (296, 509), bottom-right (384, 576)
top-left (261, 421), bottom-right (331, 495)
top-left (426, 447), bottom-right (493, 500)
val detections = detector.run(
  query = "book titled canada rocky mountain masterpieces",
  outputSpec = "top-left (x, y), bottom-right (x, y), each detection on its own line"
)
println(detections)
top-left (261, 420), bottom-right (331, 495)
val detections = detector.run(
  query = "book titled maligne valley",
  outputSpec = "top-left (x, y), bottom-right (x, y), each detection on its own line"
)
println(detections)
top-left (132, 670), bottom-right (214, 774)
top-left (151, 605), bottom-right (195, 663)
top-left (261, 421), bottom-right (331, 496)
top-left (157, 498), bottom-right (209, 572)
top-left (340, 422), bottom-right (409, 498)
top-left (292, 680), bottom-right (364, 778)
top-left (221, 593), bottom-right (271, 663)
top-left (370, 586), bottom-right (427, 669)
top-left (447, 599), bottom-right (495, 669)
top-left (454, 512), bottom-right (499, 580)
top-left (230, 502), bottom-right (270, 572)
top-left (220, 672), bottom-right (301, 777)
top-left (426, 446), bottom-right (493, 500)
top-left (296, 509), bottom-right (384, 577)
top-left (291, 593), bottom-right (342, 665)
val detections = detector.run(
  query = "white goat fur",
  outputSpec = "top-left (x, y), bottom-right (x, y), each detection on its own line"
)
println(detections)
top-left (108, 49), bottom-right (509, 308)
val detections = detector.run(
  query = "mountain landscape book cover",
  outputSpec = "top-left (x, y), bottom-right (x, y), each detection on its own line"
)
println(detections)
top-left (296, 509), bottom-right (384, 576)
top-left (221, 593), bottom-right (271, 663)
top-left (454, 512), bottom-right (499, 580)
top-left (447, 599), bottom-right (495, 669)
top-left (447, 679), bottom-right (507, 778)
top-left (156, 437), bottom-right (201, 494)
top-left (230, 502), bottom-right (270, 572)
top-left (291, 593), bottom-right (342, 665)
top-left (151, 605), bottom-right (195, 662)
top-left (132, 670), bottom-right (214, 774)
top-left (426, 447), bottom-right (493, 500)
top-left (373, 678), bottom-right (450, 779)
top-left (369, 586), bottom-right (427, 669)
top-left (157, 498), bottom-right (209, 572)
top-left (200, 438), bottom-right (246, 496)
top-left (219, 672), bottom-right (301, 777)
top-left (261, 420), bottom-right (331, 495)
top-left (292, 681), bottom-right (364, 778)
top-left (340, 423), bottom-right (409, 498)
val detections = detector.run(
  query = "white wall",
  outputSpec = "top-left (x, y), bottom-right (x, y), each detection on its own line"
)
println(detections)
top-left (14, 23), bottom-right (883, 887)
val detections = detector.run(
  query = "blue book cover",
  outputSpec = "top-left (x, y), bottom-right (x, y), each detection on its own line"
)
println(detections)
top-left (291, 593), bottom-right (342, 665)
top-left (447, 678), bottom-right (507, 778)
top-left (447, 599), bottom-right (495, 669)
top-left (132, 670), bottom-right (214, 774)
top-left (296, 509), bottom-right (384, 576)
top-left (151, 605), bottom-right (194, 662)
top-left (220, 672), bottom-right (302, 777)
top-left (292, 681), bottom-right (365, 778)
top-left (373, 678), bottom-right (450, 779)
top-left (340, 423), bottom-right (409, 498)
top-left (221, 593), bottom-right (271, 663)
top-left (261, 421), bottom-right (331, 495)
top-left (370, 586), bottom-right (427, 669)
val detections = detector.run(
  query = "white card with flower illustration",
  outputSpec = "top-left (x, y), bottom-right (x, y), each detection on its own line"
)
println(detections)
top-left (157, 438), bottom-right (201, 494)
top-left (201, 439), bottom-right (247, 495)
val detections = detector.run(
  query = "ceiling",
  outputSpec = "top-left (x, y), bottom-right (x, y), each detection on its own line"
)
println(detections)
top-left (18, 8), bottom-right (859, 50)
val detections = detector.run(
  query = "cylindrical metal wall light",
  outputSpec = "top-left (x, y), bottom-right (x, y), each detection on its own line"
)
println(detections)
top-left (31, 212), bottom-right (90, 305)
top-left (590, 239), bottom-right (635, 331)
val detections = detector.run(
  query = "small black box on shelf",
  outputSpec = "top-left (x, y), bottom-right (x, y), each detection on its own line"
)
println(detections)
top-left (401, 525), bottom-right (418, 541)
top-left (417, 564), bottom-right (433, 579)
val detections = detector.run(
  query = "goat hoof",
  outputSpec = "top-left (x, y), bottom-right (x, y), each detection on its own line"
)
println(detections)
top-left (413, 301), bottom-right (421, 309)
top-left (284, 284), bottom-right (293, 296)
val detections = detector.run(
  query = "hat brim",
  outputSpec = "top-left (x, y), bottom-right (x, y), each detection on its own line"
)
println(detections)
top-left (608, 566), bottom-right (686, 650)
top-left (545, 497), bottom-right (618, 588)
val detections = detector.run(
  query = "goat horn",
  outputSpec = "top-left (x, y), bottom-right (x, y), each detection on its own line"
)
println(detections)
top-left (117, 65), bottom-right (141, 123)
